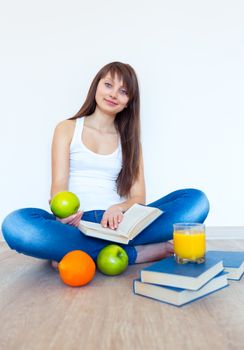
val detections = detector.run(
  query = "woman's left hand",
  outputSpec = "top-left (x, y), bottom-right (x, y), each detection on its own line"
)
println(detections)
top-left (101, 205), bottom-right (124, 230)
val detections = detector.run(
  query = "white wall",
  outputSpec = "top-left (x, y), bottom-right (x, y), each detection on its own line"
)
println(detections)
top-left (0, 0), bottom-right (243, 226)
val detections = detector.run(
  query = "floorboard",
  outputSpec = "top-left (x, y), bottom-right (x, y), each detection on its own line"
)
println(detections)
top-left (0, 240), bottom-right (244, 350)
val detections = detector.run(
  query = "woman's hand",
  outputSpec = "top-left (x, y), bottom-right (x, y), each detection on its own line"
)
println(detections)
top-left (56, 210), bottom-right (83, 227)
top-left (101, 205), bottom-right (124, 230)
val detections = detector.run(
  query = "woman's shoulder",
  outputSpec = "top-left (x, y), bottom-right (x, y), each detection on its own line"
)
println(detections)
top-left (55, 118), bottom-right (77, 132)
top-left (55, 118), bottom-right (76, 129)
top-left (53, 118), bottom-right (77, 141)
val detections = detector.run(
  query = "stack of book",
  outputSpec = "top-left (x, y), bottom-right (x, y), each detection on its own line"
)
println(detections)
top-left (133, 251), bottom-right (244, 307)
top-left (78, 203), bottom-right (244, 306)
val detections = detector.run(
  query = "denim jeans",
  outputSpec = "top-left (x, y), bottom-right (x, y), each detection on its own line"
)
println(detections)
top-left (1, 188), bottom-right (209, 264)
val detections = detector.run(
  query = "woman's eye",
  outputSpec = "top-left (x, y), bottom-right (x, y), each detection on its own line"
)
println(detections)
top-left (104, 82), bottom-right (127, 95)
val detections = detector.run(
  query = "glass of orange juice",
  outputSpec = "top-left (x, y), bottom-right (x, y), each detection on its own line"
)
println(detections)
top-left (173, 223), bottom-right (206, 264)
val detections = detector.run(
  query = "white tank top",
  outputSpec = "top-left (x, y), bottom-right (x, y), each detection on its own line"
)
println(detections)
top-left (68, 117), bottom-right (125, 211)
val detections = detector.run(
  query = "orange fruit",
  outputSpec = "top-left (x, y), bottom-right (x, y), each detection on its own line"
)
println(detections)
top-left (58, 250), bottom-right (96, 287)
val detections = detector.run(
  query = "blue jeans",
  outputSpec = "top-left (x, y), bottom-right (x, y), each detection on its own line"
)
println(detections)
top-left (1, 188), bottom-right (209, 264)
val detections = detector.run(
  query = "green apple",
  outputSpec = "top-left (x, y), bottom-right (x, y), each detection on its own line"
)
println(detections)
top-left (50, 191), bottom-right (80, 218)
top-left (97, 244), bottom-right (128, 276)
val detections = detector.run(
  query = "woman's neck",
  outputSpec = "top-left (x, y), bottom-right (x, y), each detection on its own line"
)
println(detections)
top-left (85, 108), bottom-right (117, 133)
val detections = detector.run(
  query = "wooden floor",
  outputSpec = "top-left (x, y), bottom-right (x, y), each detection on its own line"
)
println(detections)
top-left (1, 240), bottom-right (244, 350)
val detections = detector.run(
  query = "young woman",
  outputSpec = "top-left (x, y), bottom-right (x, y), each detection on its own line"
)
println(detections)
top-left (1, 62), bottom-right (209, 266)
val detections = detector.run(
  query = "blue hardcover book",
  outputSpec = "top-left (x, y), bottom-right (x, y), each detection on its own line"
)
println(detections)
top-left (140, 252), bottom-right (224, 290)
top-left (207, 251), bottom-right (244, 280)
top-left (134, 271), bottom-right (228, 307)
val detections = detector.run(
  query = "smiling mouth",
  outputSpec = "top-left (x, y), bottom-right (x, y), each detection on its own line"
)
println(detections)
top-left (104, 99), bottom-right (118, 106)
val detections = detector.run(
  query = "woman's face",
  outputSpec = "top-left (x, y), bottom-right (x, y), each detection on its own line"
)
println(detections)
top-left (95, 72), bottom-right (130, 115)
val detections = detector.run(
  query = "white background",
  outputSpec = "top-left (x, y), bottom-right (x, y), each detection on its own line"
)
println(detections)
top-left (0, 0), bottom-right (243, 226)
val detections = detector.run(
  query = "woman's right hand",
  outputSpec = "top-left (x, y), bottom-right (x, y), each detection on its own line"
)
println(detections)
top-left (56, 210), bottom-right (83, 227)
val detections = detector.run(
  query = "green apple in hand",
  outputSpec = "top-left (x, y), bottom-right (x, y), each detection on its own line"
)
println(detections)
top-left (50, 191), bottom-right (80, 218)
top-left (97, 244), bottom-right (128, 276)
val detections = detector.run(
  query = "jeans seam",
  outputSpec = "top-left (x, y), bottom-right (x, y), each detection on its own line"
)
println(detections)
top-left (129, 246), bottom-right (137, 264)
top-left (94, 211), bottom-right (99, 223)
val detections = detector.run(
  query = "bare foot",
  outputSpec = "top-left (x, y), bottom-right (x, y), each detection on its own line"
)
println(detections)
top-left (135, 241), bottom-right (174, 264)
top-left (50, 260), bottom-right (59, 270)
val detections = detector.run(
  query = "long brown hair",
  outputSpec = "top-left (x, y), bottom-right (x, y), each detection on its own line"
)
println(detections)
top-left (69, 61), bottom-right (141, 198)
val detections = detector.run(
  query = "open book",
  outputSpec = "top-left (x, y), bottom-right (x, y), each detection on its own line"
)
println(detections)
top-left (78, 203), bottom-right (163, 244)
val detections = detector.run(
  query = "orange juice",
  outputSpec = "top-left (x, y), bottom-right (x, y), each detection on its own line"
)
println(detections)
top-left (173, 231), bottom-right (206, 261)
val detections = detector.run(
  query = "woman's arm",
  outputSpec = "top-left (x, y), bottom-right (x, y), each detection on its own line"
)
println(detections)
top-left (50, 119), bottom-right (83, 227)
top-left (101, 145), bottom-right (146, 229)
top-left (50, 120), bottom-right (74, 198)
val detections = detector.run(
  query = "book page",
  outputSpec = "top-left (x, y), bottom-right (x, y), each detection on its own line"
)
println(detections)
top-left (79, 220), bottom-right (127, 237)
top-left (128, 213), bottom-right (160, 239)
top-left (80, 227), bottom-right (130, 244)
top-left (118, 204), bottom-right (162, 236)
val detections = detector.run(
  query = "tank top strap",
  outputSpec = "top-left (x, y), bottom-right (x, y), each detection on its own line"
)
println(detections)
top-left (70, 117), bottom-right (84, 150)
